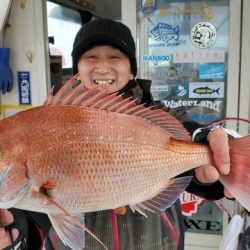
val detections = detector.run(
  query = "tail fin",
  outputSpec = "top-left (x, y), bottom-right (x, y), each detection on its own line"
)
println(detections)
top-left (215, 88), bottom-right (220, 95)
top-left (220, 136), bottom-right (250, 211)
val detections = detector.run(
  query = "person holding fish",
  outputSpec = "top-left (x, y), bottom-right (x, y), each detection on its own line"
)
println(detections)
top-left (0, 18), bottom-right (245, 250)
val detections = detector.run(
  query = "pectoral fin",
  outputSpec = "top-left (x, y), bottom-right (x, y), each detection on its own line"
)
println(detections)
top-left (31, 190), bottom-right (108, 250)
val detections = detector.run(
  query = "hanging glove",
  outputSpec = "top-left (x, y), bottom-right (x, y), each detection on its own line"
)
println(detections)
top-left (0, 48), bottom-right (13, 94)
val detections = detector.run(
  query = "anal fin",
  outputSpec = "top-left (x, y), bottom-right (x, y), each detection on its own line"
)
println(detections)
top-left (132, 176), bottom-right (192, 213)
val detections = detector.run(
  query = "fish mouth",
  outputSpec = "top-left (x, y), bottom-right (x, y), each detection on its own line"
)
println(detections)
top-left (93, 79), bottom-right (115, 85)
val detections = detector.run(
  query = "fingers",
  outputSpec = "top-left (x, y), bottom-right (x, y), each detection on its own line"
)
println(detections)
top-left (1, 80), bottom-right (8, 94)
top-left (208, 128), bottom-right (230, 175)
top-left (0, 209), bottom-right (19, 249)
top-left (7, 81), bottom-right (13, 92)
top-left (195, 128), bottom-right (230, 184)
top-left (194, 165), bottom-right (219, 183)
top-left (0, 228), bottom-right (19, 249)
top-left (0, 209), bottom-right (14, 226)
top-left (195, 128), bottom-right (234, 198)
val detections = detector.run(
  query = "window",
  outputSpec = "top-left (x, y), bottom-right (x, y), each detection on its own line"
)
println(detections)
top-left (47, 1), bottom-right (82, 70)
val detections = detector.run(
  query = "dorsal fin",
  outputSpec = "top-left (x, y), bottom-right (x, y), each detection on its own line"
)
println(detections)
top-left (45, 75), bottom-right (190, 141)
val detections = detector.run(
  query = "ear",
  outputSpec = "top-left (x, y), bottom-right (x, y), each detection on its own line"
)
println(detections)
top-left (129, 72), bottom-right (134, 81)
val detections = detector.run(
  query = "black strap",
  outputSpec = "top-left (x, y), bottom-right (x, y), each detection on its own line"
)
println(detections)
top-left (1, 209), bottom-right (29, 250)
top-left (2, 228), bottom-right (27, 250)
top-left (6, 225), bottom-right (14, 245)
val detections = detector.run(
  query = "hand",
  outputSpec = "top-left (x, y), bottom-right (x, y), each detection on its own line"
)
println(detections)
top-left (0, 48), bottom-right (13, 94)
top-left (194, 128), bottom-right (233, 198)
top-left (0, 209), bottom-right (19, 249)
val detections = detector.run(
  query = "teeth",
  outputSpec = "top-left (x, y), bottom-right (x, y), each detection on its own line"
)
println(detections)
top-left (94, 80), bottom-right (114, 85)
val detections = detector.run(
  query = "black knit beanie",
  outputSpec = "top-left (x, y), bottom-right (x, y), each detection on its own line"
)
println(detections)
top-left (71, 18), bottom-right (137, 76)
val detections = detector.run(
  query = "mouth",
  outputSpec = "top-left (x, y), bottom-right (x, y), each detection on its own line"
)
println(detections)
top-left (93, 79), bottom-right (115, 85)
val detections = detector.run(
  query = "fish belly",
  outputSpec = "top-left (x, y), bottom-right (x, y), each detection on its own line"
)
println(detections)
top-left (22, 140), bottom-right (210, 214)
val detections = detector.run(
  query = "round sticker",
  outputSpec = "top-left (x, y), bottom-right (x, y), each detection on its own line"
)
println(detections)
top-left (141, 0), bottom-right (157, 15)
top-left (167, 66), bottom-right (178, 82)
top-left (190, 22), bottom-right (216, 49)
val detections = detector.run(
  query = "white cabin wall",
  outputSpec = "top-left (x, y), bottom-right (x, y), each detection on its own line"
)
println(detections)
top-left (239, 0), bottom-right (250, 135)
top-left (1, 0), bottom-right (49, 107)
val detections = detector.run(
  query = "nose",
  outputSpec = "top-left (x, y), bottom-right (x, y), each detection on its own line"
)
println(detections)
top-left (94, 61), bottom-right (111, 74)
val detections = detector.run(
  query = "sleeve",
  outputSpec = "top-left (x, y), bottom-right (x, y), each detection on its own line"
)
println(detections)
top-left (182, 122), bottom-right (225, 200)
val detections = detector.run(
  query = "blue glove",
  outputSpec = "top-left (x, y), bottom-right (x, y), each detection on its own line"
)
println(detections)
top-left (0, 48), bottom-right (13, 94)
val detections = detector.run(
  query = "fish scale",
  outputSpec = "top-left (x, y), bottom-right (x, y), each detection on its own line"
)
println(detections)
top-left (1, 76), bottom-right (250, 250)
top-left (17, 137), bottom-right (210, 214)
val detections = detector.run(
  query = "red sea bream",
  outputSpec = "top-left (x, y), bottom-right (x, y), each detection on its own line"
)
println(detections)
top-left (0, 76), bottom-right (249, 249)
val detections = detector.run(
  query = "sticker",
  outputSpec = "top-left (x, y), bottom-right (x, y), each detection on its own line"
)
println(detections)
top-left (180, 191), bottom-right (205, 216)
top-left (199, 63), bottom-right (224, 80)
top-left (162, 100), bottom-right (223, 112)
top-left (150, 23), bottom-right (180, 45)
top-left (189, 114), bottom-right (220, 124)
top-left (142, 54), bottom-right (170, 66)
top-left (141, 0), bottom-right (157, 15)
top-left (18, 71), bottom-right (31, 105)
top-left (179, 71), bottom-right (197, 79)
top-left (175, 84), bottom-right (188, 97)
top-left (158, 2), bottom-right (212, 20)
top-left (190, 22), bottom-right (216, 49)
top-left (146, 70), bottom-right (167, 81)
top-left (150, 80), bottom-right (171, 101)
top-left (0, 104), bottom-right (32, 119)
top-left (173, 51), bottom-right (225, 63)
top-left (189, 82), bottom-right (224, 98)
top-left (166, 66), bottom-right (178, 81)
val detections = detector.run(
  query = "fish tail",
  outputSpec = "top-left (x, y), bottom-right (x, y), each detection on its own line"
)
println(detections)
top-left (220, 135), bottom-right (250, 211)
top-left (215, 88), bottom-right (220, 94)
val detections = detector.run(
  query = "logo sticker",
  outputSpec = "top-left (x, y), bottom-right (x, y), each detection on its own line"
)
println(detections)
top-left (150, 23), bottom-right (180, 45)
top-left (179, 70), bottom-right (197, 79)
top-left (162, 100), bottom-right (223, 112)
top-left (18, 71), bottom-right (31, 105)
top-left (180, 191), bottom-right (205, 216)
top-left (190, 22), bottom-right (216, 48)
top-left (158, 2), bottom-right (212, 20)
top-left (173, 51), bottom-right (225, 63)
top-left (142, 54), bottom-right (170, 66)
top-left (190, 114), bottom-right (220, 124)
top-left (199, 63), bottom-right (224, 80)
top-left (166, 66), bottom-right (178, 81)
top-left (175, 84), bottom-right (188, 97)
top-left (141, 0), bottom-right (157, 15)
top-left (189, 82), bottom-right (224, 98)
top-left (150, 80), bottom-right (170, 101)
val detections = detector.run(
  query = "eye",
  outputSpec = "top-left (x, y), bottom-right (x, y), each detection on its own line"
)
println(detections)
top-left (110, 54), bottom-right (121, 60)
top-left (85, 55), bottom-right (97, 59)
top-left (81, 52), bottom-right (97, 60)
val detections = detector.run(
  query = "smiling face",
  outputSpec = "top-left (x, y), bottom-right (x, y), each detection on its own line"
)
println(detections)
top-left (77, 45), bottom-right (134, 94)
